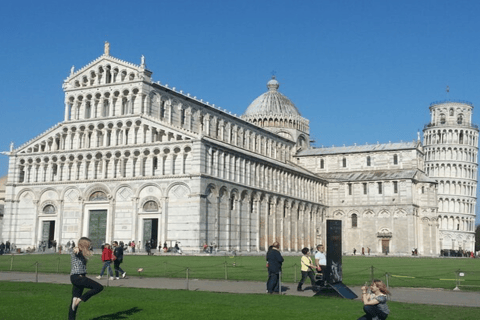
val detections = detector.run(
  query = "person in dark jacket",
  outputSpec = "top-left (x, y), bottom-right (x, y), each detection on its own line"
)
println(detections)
top-left (113, 241), bottom-right (126, 279)
top-left (266, 241), bottom-right (284, 294)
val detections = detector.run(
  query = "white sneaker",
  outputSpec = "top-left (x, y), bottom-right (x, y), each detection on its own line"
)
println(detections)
top-left (115, 277), bottom-right (120, 280)
top-left (122, 272), bottom-right (126, 278)
top-left (96, 275), bottom-right (102, 279)
top-left (109, 277), bottom-right (115, 280)
top-left (71, 297), bottom-right (81, 311)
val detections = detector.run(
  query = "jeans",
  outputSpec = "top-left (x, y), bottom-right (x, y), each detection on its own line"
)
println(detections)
top-left (267, 271), bottom-right (280, 293)
top-left (298, 270), bottom-right (315, 289)
top-left (319, 265), bottom-right (329, 284)
top-left (99, 261), bottom-right (113, 277)
top-left (357, 305), bottom-right (388, 320)
top-left (69, 274), bottom-right (103, 320)
top-left (114, 259), bottom-right (125, 277)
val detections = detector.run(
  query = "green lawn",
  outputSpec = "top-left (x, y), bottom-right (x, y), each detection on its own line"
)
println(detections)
top-left (0, 281), bottom-right (478, 320)
top-left (1, 253), bottom-right (479, 290)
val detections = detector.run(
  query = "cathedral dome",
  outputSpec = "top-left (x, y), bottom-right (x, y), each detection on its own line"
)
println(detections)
top-left (243, 77), bottom-right (302, 117)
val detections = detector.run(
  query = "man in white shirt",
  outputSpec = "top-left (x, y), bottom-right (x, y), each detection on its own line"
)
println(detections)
top-left (315, 244), bottom-right (327, 284)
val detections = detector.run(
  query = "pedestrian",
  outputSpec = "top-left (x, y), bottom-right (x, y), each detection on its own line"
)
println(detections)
top-left (315, 244), bottom-right (328, 284)
top-left (367, 247), bottom-right (370, 255)
top-left (362, 247), bottom-right (365, 255)
top-left (358, 279), bottom-right (390, 320)
top-left (266, 241), bottom-right (284, 294)
top-left (69, 237), bottom-right (103, 320)
top-left (130, 240), bottom-right (136, 253)
top-left (146, 241), bottom-right (152, 255)
top-left (112, 241), bottom-right (126, 279)
top-left (96, 244), bottom-right (114, 280)
top-left (353, 248), bottom-right (357, 255)
top-left (297, 247), bottom-right (317, 292)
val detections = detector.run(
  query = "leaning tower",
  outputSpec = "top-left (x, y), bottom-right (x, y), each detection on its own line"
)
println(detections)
top-left (423, 101), bottom-right (478, 253)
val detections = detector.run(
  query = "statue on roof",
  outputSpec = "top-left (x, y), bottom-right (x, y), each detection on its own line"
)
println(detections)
top-left (141, 55), bottom-right (145, 66)
top-left (70, 65), bottom-right (75, 76)
top-left (104, 41), bottom-right (110, 56)
top-left (10, 141), bottom-right (14, 152)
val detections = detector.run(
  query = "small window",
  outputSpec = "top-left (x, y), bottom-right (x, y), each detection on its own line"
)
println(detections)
top-left (440, 114), bottom-right (446, 124)
top-left (320, 159), bottom-right (324, 169)
top-left (378, 182), bottom-right (383, 194)
top-left (450, 109), bottom-right (454, 116)
top-left (348, 183), bottom-right (352, 195)
top-left (457, 115), bottom-right (463, 125)
top-left (363, 183), bottom-right (368, 195)
top-left (393, 154), bottom-right (398, 165)
top-left (352, 214), bottom-right (358, 228)
top-left (102, 100), bottom-right (109, 117)
top-left (393, 181), bottom-right (398, 194)
top-left (367, 156), bottom-right (371, 166)
top-left (342, 157), bottom-right (347, 168)
top-left (160, 100), bottom-right (166, 118)
top-left (180, 108), bottom-right (185, 125)
top-left (421, 186), bottom-right (425, 194)
top-left (85, 102), bottom-right (91, 119)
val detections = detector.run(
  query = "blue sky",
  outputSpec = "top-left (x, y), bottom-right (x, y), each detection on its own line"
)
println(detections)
top-left (1, 1), bottom-right (479, 221)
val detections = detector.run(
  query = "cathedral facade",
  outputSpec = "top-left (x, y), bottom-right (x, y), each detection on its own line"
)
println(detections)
top-left (1, 45), bottom-right (477, 255)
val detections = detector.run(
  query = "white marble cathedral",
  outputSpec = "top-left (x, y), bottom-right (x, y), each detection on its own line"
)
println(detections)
top-left (1, 44), bottom-right (477, 255)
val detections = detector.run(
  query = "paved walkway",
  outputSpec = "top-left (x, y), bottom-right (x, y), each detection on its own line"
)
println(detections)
top-left (1, 271), bottom-right (479, 307)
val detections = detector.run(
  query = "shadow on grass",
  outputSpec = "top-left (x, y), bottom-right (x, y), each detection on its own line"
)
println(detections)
top-left (313, 286), bottom-right (345, 298)
top-left (91, 307), bottom-right (142, 319)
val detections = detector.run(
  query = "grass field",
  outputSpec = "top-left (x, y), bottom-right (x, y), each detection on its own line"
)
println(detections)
top-left (0, 281), bottom-right (479, 320)
top-left (1, 253), bottom-right (479, 290)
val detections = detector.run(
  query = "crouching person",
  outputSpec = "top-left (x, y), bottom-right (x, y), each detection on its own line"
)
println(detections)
top-left (358, 279), bottom-right (390, 320)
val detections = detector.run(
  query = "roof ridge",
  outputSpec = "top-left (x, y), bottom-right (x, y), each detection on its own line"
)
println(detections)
top-left (15, 122), bottom-right (63, 152)
top-left (65, 55), bottom-right (141, 81)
